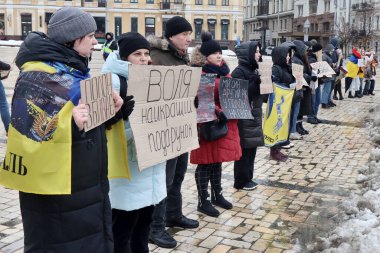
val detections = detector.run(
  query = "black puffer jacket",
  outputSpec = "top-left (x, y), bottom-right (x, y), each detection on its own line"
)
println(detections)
top-left (231, 41), bottom-right (264, 149)
top-left (271, 47), bottom-right (295, 86)
top-left (15, 32), bottom-right (113, 253)
top-left (292, 40), bottom-right (312, 84)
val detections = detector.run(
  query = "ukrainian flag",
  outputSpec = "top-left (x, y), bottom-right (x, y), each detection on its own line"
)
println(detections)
top-left (263, 83), bottom-right (294, 147)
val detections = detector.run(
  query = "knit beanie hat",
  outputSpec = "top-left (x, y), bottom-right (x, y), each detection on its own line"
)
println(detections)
top-left (165, 16), bottom-right (193, 38)
top-left (312, 43), bottom-right (323, 53)
top-left (352, 47), bottom-right (361, 59)
top-left (118, 32), bottom-right (150, 60)
top-left (48, 7), bottom-right (97, 44)
top-left (200, 31), bottom-right (222, 57)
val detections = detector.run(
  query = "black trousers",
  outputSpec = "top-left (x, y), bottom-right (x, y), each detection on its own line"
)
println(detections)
top-left (112, 206), bottom-right (154, 253)
top-left (334, 79), bottom-right (343, 98)
top-left (150, 152), bottom-right (188, 233)
top-left (233, 148), bottom-right (257, 189)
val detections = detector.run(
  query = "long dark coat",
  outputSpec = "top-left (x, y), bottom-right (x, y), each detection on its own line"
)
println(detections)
top-left (231, 41), bottom-right (264, 149)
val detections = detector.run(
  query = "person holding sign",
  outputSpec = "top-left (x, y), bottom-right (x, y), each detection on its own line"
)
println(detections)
top-left (345, 47), bottom-right (362, 98)
top-left (0, 7), bottom-right (123, 253)
top-left (148, 16), bottom-right (198, 249)
top-left (190, 32), bottom-right (241, 217)
top-left (268, 46), bottom-right (296, 161)
top-left (292, 40), bottom-right (315, 136)
top-left (101, 32), bottom-right (166, 253)
top-left (231, 41), bottom-right (264, 190)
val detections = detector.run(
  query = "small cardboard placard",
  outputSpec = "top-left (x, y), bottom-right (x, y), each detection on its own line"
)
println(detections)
top-left (80, 73), bottom-right (115, 132)
top-left (292, 63), bottom-right (304, 90)
top-left (258, 61), bottom-right (274, 94)
top-left (196, 73), bottom-right (217, 123)
top-left (310, 61), bottom-right (336, 78)
top-left (219, 76), bottom-right (253, 120)
top-left (127, 65), bottom-right (201, 170)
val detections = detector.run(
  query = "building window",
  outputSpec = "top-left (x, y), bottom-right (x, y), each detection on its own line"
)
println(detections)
top-left (195, 0), bottom-right (202, 4)
top-left (309, 0), bottom-right (317, 14)
top-left (298, 5), bottom-right (303, 16)
top-left (194, 19), bottom-right (203, 39)
top-left (115, 0), bottom-right (122, 2)
top-left (173, 0), bottom-right (182, 3)
top-left (280, 20), bottom-right (283, 30)
top-left (324, 1), bottom-right (330, 12)
top-left (222, 0), bottom-right (229, 6)
top-left (284, 19), bottom-right (287, 31)
top-left (130, 0), bottom-right (137, 3)
top-left (145, 17), bottom-right (155, 37)
top-left (377, 16), bottom-right (380, 30)
top-left (323, 22), bottom-right (330, 32)
top-left (146, 0), bottom-right (153, 3)
top-left (94, 17), bottom-right (105, 35)
top-left (131, 17), bottom-right (138, 32)
top-left (85, 0), bottom-right (93, 2)
top-left (21, 14), bottom-right (32, 39)
top-left (0, 14), bottom-right (4, 38)
top-left (221, 19), bottom-right (229, 40)
top-left (272, 20), bottom-right (275, 30)
top-left (208, 19), bottom-right (216, 38)
top-left (114, 17), bottom-right (122, 39)
top-left (208, 0), bottom-right (216, 5)
top-left (297, 25), bottom-right (302, 32)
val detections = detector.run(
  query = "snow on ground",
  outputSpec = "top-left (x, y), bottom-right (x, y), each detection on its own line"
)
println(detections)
top-left (306, 107), bottom-right (380, 253)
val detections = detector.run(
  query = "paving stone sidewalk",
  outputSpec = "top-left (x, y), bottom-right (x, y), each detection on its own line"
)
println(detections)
top-left (0, 48), bottom-right (378, 253)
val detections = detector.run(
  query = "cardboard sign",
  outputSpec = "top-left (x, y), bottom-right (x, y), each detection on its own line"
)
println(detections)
top-left (258, 61), bottom-right (274, 94)
top-left (219, 76), bottom-right (253, 119)
top-left (292, 63), bottom-right (304, 90)
top-left (196, 73), bottom-right (217, 123)
top-left (80, 73), bottom-right (115, 132)
top-left (310, 61), bottom-right (336, 78)
top-left (358, 59), bottom-right (364, 67)
top-left (127, 65), bottom-right (201, 170)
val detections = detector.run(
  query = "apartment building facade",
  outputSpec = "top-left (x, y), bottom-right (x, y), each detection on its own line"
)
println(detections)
top-left (0, 0), bottom-right (243, 49)
top-left (244, 0), bottom-right (294, 49)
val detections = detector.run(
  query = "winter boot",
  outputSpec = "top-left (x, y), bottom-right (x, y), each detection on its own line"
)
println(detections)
top-left (198, 196), bottom-right (220, 217)
top-left (211, 189), bottom-right (233, 210)
top-left (270, 148), bottom-right (287, 162)
top-left (348, 91), bottom-right (354, 98)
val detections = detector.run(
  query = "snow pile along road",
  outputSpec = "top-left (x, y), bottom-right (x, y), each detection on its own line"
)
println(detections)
top-left (307, 109), bottom-right (380, 253)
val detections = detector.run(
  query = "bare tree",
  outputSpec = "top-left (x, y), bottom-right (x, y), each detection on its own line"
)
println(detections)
top-left (335, 17), bottom-right (358, 57)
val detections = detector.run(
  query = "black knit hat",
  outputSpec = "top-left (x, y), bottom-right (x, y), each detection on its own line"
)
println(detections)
top-left (118, 32), bottom-right (150, 60)
top-left (165, 16), bottom-right (193, 38)
top-left (200, 31), bottom-right (222, 57)
top-left (312, 43), bottom-right (323, 52)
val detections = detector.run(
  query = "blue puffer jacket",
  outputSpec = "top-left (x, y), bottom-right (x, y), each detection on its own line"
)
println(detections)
top-left (102, 52), bottom-right (167, 211)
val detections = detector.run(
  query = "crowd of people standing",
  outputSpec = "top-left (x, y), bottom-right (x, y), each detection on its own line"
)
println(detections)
top-left (0, 6), bottom-right (378, 253)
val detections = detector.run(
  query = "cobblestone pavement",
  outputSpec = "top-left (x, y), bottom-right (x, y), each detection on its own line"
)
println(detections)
top-left (0, 47), bottom-right (379, 253)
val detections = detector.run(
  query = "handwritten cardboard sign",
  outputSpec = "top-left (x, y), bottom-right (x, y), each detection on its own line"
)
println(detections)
top-left (310, 61), bottom-right (336, 78)
top-left (219, 76), bottom-right (253, 120)
top-left (196, 73), bottom-right (217, 123)
top-left (292, 63), bottom-right (304, 91)
top-left (80, 73), bottom-right (115, 132)
top-left (258, 61), bottom-right (274, 94)
top-left (127, 65), bottom-right (201, 170)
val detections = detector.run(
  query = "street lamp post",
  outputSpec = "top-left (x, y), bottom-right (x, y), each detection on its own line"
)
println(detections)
top-left (304, 18), bottom-right (310, 42)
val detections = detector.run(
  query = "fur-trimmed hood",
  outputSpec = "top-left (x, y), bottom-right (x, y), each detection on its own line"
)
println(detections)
top-left (147, 35), bottom-right (170, 51)
top-left (190, 46), bottom-right (207, 67)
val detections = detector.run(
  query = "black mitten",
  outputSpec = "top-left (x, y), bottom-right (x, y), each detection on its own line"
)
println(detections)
top-left (215, 110), bottom-right (228, 123)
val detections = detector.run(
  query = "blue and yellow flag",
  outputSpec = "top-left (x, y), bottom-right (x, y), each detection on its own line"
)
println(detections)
top-left (0, 62), bottom-right (87, 194)
top-left (263, 83), bottom-right (294, 147)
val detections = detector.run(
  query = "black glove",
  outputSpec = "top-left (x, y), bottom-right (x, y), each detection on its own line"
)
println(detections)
top-left (311, 75), bottom-right (318, 82)
top-left (121, 95), bottom-right (135, 120)
top-left (194, 96), bottom-right (199, 109)
top-left (215, 110), bottom-right (228, 123)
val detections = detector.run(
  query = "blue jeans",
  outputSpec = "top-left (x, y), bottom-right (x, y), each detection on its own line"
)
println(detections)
top-left (290, 101), bottom-right (300, 133)
top-left (321, 81), bottom-right (332, 104)
top-left (150, 152), bottom-right (188, 233)
top-left (310, 85), bottom-right (321, 118)
top-left (0, 80), bottom-right (10, 132)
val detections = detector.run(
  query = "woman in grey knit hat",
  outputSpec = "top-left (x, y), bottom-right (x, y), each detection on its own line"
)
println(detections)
top-left (3, 7), bottom-right (123, 253)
